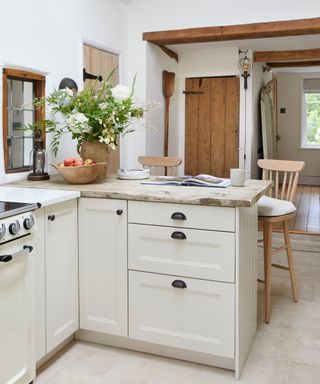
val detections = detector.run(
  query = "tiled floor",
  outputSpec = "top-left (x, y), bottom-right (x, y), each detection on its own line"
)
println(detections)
top-left (35, 242), bottom-right (320, 384)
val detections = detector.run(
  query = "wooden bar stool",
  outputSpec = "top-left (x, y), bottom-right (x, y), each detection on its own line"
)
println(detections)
top-left (257, 159), bottom-right (305, 323)
top-left (138, 156), bottom-right (182, 176)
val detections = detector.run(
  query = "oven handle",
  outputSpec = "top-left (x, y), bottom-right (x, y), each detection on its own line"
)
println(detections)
top-left (0, 245), bottom-right (33, 263)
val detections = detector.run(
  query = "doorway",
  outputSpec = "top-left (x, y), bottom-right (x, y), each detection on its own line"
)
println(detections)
top-left (184, 76), bottom-right (240, 178)
top-left (83, 44), bottom-right (119, 175)
top-left (260, 67), bottom-right (320, 235)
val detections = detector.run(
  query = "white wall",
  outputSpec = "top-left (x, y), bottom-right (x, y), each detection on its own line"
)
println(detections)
top-left (277, 72), bottom-right (320, 179)
top-left (145, 44), bottom-right (178, 158)
top-left (144, 45), bottom-right (254, 175)
top-left (0, 0), bottom-right (128, 183)
top-left (126, 0), bottom-right (320, 171)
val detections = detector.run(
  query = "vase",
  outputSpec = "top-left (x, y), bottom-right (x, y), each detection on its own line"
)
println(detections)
top-left (80, 140), bottom-right (109, 179)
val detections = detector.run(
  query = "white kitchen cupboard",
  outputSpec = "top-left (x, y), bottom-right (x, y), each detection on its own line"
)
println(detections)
top-left (45, 199), bottom-right (79, 352)
top-left (77, 198), bottom-right (258, 379)
top-left (78, 198), bottom-right (127, 336)
top-left (35, 199), bottom-right (78, 360)
top-left (129, 270), bottom-right (235, 358)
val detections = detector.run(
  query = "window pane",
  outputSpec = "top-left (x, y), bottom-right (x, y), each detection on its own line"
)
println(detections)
top-left (23, 81), bottom-right (34, 109)
top-left (23, 137), bottom-right (33, 166)
top-left (6, 77), bottom-right (36, 170)
top-left (11, 80), bottom-right (24, 108)
top-left (305, 93), bottom-right (320, 145)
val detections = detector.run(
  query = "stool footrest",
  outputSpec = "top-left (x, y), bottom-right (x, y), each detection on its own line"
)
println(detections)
top-left (272, 245), bottom-right (287, 255)
top-left (272, 263), bottom-right (290, 271)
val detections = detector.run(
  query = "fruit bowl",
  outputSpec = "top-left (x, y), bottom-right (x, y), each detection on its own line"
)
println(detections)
top-left (51, 162), bottom-right (108, 184)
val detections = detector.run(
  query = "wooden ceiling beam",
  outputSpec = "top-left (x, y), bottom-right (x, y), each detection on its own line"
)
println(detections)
top-left (156, 44), bottom-right (179, 63)
top-left (255, 48), bottom-right (320, 62)
top-left (267, 60), bottom-right (320, 68)
top-left (143, 17), bottom-right (320, 45)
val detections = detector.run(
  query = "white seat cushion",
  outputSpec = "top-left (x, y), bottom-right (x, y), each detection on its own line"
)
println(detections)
top-left (258, 195), bottom-right (296, 217)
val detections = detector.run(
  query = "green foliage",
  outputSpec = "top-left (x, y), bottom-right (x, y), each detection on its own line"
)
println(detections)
top-left (28, 73), bottom-right (146, 156)
top-left (305, 93), bottom-right (320, 144)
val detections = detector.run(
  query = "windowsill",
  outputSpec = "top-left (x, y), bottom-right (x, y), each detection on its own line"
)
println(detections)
top-left (299, 145), bottom-right (320, 150)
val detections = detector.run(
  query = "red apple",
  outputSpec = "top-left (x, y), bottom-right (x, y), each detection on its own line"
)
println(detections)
top-left (74, 159), bottom-right (84, 166)
top-left (64, 157), bottom-right (75, 167)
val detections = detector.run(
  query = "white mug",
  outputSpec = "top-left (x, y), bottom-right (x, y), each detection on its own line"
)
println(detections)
top-left (230, 168), bottom-right (248, 187)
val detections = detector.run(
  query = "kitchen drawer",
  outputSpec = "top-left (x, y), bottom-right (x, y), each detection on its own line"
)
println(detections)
top-left (129, 271), bottom-right (234, 358)
top-left (128, 201), bottom-right (235, 232)
top-left (128, 224), bottom-right (235, 282)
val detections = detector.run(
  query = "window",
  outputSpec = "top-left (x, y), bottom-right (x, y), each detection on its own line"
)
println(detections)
top-left (2, 68), bottom-right (45, 173)
top-left (302, 78), bottom-right (320, 148)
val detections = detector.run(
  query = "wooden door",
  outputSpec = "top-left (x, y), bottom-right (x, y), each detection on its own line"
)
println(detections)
top-left (83, 44), bottom-right (119, 175)
top-left (185, 77), bottom-right (240, 178)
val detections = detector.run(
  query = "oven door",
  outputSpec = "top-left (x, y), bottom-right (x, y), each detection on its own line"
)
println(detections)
top-left (0, 234), bottom-right (35, 384)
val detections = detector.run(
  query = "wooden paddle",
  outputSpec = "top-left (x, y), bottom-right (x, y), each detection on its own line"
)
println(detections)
top-left (162, 70), bottom-right (175, 157)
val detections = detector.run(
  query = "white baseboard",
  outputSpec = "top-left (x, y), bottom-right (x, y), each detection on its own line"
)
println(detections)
top-left (299, 176), bottom-right (320, 185)
top-left (75, 330), bottom-right (235, 371)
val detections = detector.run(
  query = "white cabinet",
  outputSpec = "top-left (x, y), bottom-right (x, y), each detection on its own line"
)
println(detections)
top-left (129, 270), bottom-right (235, 358)
top-left (35, 199), bottom-right (78, 360)
top-left (128, 224), bottom-right (235, 282)
top-left (128, 201), bottom-right (236, 358)
top-left (45, 199), bottom-right (79, 352)
top-left (79, 198), bottom-right (127, 336)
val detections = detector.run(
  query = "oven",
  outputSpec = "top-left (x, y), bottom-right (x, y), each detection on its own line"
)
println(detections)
top-left (0, 202), bottom-right (39, 384)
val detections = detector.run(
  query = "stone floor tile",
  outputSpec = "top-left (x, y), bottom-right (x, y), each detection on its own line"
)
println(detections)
top-left (287, 361), bottom-right (320, 384)
top-left (47, 340), bottom-right (128, 376)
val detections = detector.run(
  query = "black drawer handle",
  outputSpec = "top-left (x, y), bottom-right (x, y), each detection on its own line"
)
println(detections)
top-left (171, 212), bottom-right (186, 221)
top-left (48, 214), bottom-right (55, 221)
top-left (171, 231), bottom-right (186, 240)
top-left (172, 280), bottom-right (187, 289)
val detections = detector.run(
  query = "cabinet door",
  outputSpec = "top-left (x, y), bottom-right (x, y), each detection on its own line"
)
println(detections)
top-left (129, 271), bottom-right (235, 358)
top-left (79, 198), bottom-right (127, 336)
top-left (34, 209), bottom-right (46, 361)
top-left (45, 200), bottom-right (78, 352)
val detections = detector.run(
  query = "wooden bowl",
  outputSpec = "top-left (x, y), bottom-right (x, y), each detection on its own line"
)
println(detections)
top-left (51, 163), bottom-right (108, 184)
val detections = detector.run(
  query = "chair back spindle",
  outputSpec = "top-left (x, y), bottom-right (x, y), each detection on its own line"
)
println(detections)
top-left (258, 159), bottom-right (305, 202)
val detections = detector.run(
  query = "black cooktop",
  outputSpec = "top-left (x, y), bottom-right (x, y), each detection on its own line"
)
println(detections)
top-left (0, 201), bottom-right (41, 220)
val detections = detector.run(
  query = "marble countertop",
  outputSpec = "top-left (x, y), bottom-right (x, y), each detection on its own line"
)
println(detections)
top-left (8, 175), bottom-right (272, 208)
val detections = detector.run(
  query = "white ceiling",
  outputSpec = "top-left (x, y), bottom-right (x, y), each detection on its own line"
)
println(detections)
top-left (119, 0), bottom-right (132, 5)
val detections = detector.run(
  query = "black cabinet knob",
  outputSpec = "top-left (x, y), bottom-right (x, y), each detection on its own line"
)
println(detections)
top-left (171, 280), bottom-right (187, 289)
top-left (171, 231), bottom-right (187, 240)
top-left (171, 212), bottom-right (186, 221)
top-left (116, 209), bottom-right (123, 216)
top-left (48, 214), bottom-right (55, 221)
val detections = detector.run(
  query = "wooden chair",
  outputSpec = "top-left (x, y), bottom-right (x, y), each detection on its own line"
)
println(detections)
top-left (257, 159), bottom-right (305, 323)
top-left (138, 156), bottom-right (182, 176)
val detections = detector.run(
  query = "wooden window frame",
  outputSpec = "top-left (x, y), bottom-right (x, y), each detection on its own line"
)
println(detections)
top-left (2, 68), bottom-right (46, 173)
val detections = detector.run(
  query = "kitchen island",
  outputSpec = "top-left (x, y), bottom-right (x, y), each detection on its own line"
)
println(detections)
top-left (8, 176), bottom-right (271, 379)
top-left (10, 175), bottom-right (270, 207)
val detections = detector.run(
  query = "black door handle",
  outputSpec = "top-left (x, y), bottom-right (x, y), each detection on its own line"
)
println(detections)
top-left (171, 212), bottom-right (186, 221)
top-left (171, 231), bottom-right (186, 240)
top-left (172, 280), bottom-right (187, 289)
top-left (48, 214), bottom-right (55, 221)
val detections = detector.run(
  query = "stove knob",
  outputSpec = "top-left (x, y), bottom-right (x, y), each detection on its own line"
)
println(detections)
top-left (23, 215), bottom-right (35, 230)
top-left (9, 220), bottom-right (21, 235)
top-left (0, 224), bottom-right (6, 240)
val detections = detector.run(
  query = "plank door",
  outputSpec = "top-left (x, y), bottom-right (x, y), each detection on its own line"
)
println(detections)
top-left (83, 44), bottom-right (120, 175)
top-left (185, 77), bottom-right (240, 178)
